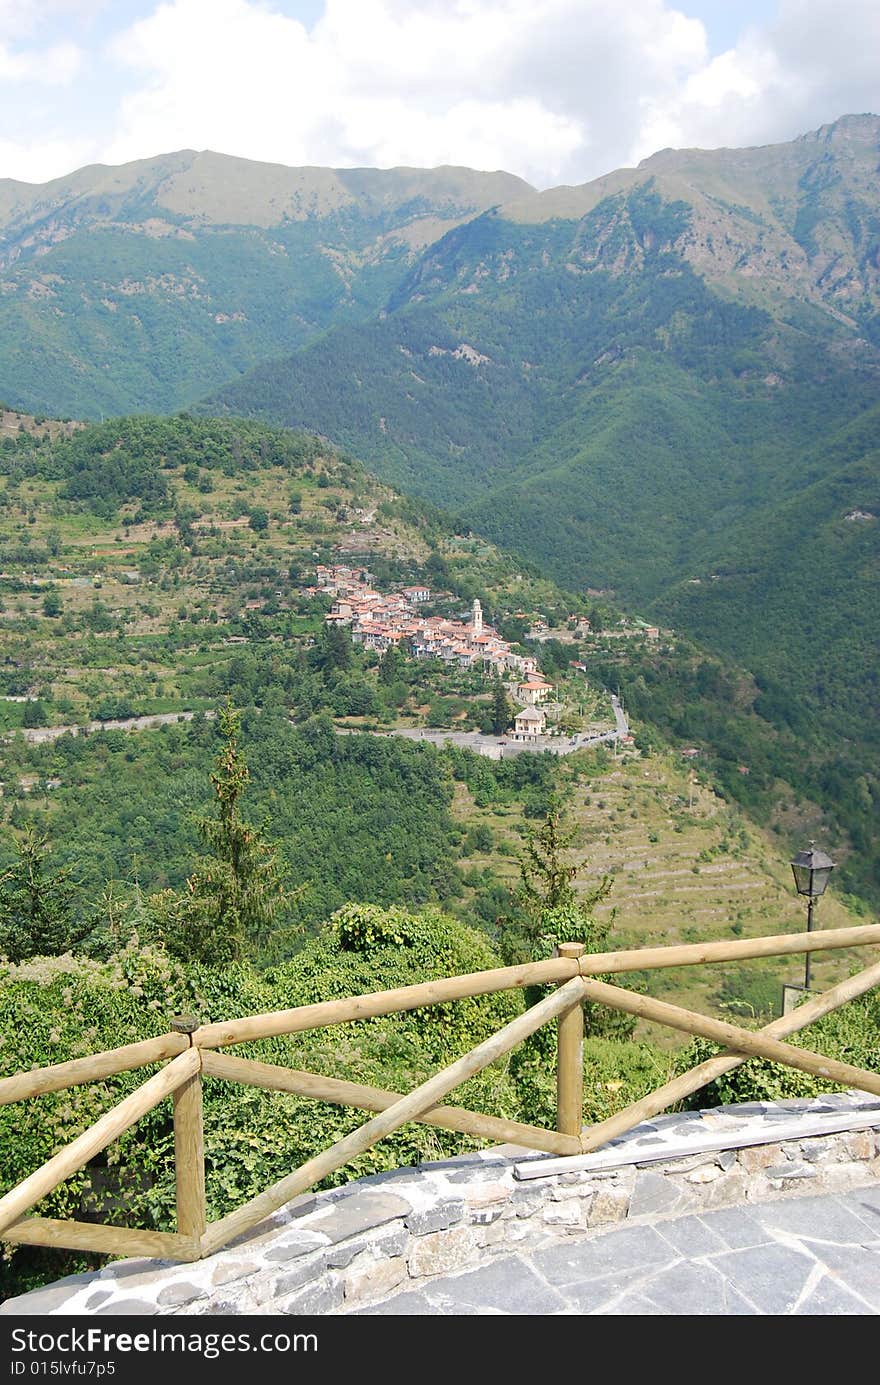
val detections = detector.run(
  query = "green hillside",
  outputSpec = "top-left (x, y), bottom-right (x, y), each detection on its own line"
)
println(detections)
top-left (4, 411), bottom-right (878, 1306)
top-left (201, 122), bottom-right (879, 901)
top-left (1, 123), bottom-right (877, 905)
top-left (0, 151), bottom-right (530, 418)
top-left (0, 411), bottom-right (873, 916)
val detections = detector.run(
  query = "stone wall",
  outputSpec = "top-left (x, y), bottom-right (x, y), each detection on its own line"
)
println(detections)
top-left (3, 1092), bottom-right (879, 1317)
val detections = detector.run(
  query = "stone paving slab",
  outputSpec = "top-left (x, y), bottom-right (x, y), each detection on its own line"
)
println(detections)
top-left (807, 1242), bottom-right (880, 1309)
top-left (654, 1213), bottom-right (729, 1259)
top-left (355, 1291), bottom-right (436, 1315)
top-left (707, 1243), bottom-right (815, 1315)
top-left (360, 1190), bottom-right (880, 1316)
top-left (695, 1206), bottom-right (767, 1250)
top-left (532, 1223), bottom-right (673, 1286)
top-left (427, 1257), bottom-right (568, 1315)
top-left (794, 1276), bottom-right (875, 1315)
top-left (849, 1184), bottom-right (880, 1227)
top-left (750, 1192), bottom-right (874, 1243)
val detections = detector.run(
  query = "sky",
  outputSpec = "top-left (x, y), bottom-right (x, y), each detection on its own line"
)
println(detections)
top-left (0, 0), bottom-right (878, 188)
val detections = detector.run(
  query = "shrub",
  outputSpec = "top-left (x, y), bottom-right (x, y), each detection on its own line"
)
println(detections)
top-left (674, 984), bottom-right (880, 1106)
top-left (0, 905), bottom-right (524, 1294)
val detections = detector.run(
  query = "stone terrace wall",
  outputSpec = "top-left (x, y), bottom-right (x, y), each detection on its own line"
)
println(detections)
top-left (3, 1092), bottom-right (879, 1317)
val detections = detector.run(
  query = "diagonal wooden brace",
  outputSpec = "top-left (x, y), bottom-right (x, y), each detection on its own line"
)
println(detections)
top-left (577, 973), bottom-right (880, 1098)
top-left (200, 975), bottom-right (588, 1257)
top-left (578, 956), bottom-right (880, 1154)
top-left (0, 1048), bottom-right (201, 1239)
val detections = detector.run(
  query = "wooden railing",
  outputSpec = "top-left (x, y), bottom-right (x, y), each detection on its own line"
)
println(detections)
top-left (2, 923), bottom-right (880, 1266)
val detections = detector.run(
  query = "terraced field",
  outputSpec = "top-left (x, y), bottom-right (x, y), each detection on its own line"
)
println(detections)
top-left (453, 746), bottom-right (863, 1038)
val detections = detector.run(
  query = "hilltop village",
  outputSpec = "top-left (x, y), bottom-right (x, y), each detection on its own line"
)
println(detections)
top-left (317, 564), bottom-right (558, 740)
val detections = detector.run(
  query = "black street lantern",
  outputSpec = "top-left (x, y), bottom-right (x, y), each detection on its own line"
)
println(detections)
top-left (790, 842), bottom-right (835, 991)
top-left (791, 843), bottom-right (835, 900)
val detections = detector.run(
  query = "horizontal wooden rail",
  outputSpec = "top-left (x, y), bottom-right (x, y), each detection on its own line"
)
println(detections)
top-left (0, 1048), bottom-right (200, 1239)
top-left (579, 976), bottom-right (880, 1096)
top-left (201, 1050), bottom-right (580, 1156)
top-left (0, 1033), bottom-right (189, 1107)
top-left (192, 924), bottom-right (880, 1049)
top-left (200, 976), bottom-right (587, 1255)
top-left (192, 956), bottom-right (579, 1049)
top-left (2, 1216), bottom-right (199, 1261)
top-left (574, 923), bottom-right (880, 978)
top-left (579, 956), bottom-right (880, 1154)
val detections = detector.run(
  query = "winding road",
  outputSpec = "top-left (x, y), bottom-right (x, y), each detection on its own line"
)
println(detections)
top-left (4, 696), bottom-right (630, 760)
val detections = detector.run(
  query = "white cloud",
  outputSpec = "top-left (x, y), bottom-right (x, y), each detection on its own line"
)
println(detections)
top-left (0, 1), bottom-right (102, 40)
top-left (632, 1), bottom-right (880, 162)
top-left (102, 0), bottom-right (707, 185)
top-left (1, 0), bottom-right (879, 186)
top-left (0, 0), bottom-right (86, 88)
top-left (0, 133), bottom-right (92, 182)
top-left (0, 37), bottom-right (81, 81)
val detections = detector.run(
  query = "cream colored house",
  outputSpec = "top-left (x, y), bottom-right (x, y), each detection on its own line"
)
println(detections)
top-left (512, 705), bottom-right (547, 741)
top-left (515, 676), bottom-right (554, 705)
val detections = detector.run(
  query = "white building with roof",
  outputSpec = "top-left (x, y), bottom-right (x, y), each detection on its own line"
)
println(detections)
top-left (512, 705), bottom-right (547, 741)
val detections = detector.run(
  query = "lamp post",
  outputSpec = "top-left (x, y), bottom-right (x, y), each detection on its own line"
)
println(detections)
top-left (790, 842), bottom-right (835, 991)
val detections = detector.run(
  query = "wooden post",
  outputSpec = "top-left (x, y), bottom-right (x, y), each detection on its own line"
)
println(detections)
top-left (0, 1049), bottom-right (199, 1238)
top-left (556, 943), bottom-right (586, 1136)
top-left (171, 1017), bottom-right (206, 1245)
top-left (200, 976), bottom-right (587, 1257)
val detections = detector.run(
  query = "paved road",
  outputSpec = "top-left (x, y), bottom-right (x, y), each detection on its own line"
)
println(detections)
top-left (353, 1187), bottom-right (880, 1315)
top-left (336, 719), bottom-right (627, 761)
top-left (7, 700), bottom-right (630, 758)
top-left (610, 692), bottom-right (629, 738)
top-left (6, 709), bottom-right (202, 745)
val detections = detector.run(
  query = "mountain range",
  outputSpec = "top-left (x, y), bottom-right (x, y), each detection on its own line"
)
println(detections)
top-left (1, 116), bottom-right (877, 898)
top-left (0, 151), bottom-right (528, 417)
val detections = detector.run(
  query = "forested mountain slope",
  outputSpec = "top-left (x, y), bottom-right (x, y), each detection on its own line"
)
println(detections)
top-left (0, 151), bottom-right (529, 417)
top-left (1, 123), bottom-right (877, 901)
top-left (203, 119), bottom-right (879, 899)
top-left (0, 413), bottom-right (874, 911)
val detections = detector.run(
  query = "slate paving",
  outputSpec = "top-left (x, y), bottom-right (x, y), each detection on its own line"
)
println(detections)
top-left (353, 1190), bottom-right (880, 1315)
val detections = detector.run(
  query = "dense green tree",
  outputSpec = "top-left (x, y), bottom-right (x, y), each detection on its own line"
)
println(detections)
top-left (500, 806), bottom-right (615, 986)
top-left (490, 676), bottom-right (513, 736)
top-left (150, 705), bottom-right (288, 964)
top-left (0, 828), bottom-right (84, 962)
top-left (517, 808), bottom-right (581, 917)
top-left (536, 640), bottom-right (573, 677)
top-left (501, 806), bottom-right (633, 1123)
top-left (377, 643), bottom-right (404, 687)
top-left (313, 622), bottom-right (352, 673)
top-left (21, 700), bottom-right (48, 728)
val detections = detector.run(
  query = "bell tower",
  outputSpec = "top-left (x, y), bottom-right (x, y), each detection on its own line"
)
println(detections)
top-left (472, 599), bottom-right (483, 635)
